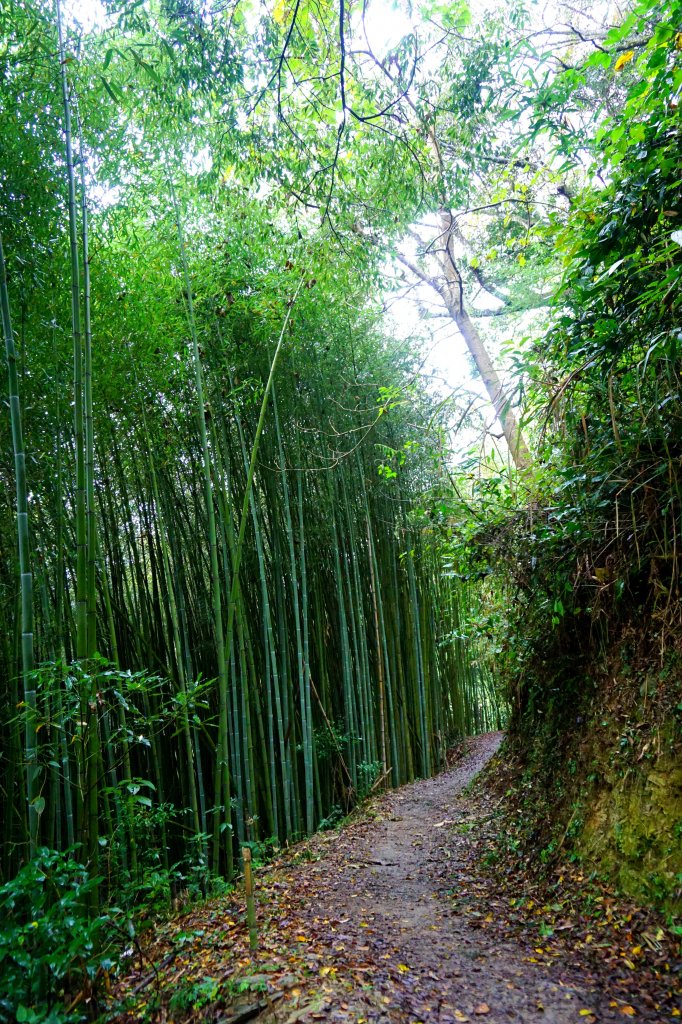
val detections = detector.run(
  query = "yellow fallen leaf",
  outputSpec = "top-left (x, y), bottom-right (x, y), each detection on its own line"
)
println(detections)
top-left (620, 1009), bottom-right (636, 1017)
top-left (319, 966), bottom-right (332, 976)
top-left (615, 50), bottom-right (635, 71)
top-left (579, 1012), bottom-right (594, 1017)
top-left (291, 988), bottom-right (301, 998)
top-left (473, 1005), bottom-right (490, 1016)
top-left (295, 934), bottom-right (307, 942)
top-left (454, 1013), bottom-right (469, 1022)
top-left (397, 964), bottom-right (410, 973)
top-left (360, 921), bottom-right (369, 928)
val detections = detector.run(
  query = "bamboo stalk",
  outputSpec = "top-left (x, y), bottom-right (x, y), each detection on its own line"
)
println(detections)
top-left (0, 231), bottom-right (37, 858)
top-left (242, 846), bottom-right (257, 950)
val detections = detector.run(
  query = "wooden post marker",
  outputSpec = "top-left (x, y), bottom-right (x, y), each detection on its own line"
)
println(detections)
top-left (243, 846), bottom-right (258, 950)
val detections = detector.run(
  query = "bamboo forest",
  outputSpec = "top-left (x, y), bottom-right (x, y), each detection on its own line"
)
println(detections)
top-left (1, 0), bottom-right (681, 1022)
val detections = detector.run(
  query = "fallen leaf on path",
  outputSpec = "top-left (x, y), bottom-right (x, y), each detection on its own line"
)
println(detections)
top-left (473, 1004), bottom-right (490, 1015)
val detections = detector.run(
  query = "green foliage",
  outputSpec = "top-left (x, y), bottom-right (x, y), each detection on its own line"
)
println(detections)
top-left (440, 0), bottom-right (682, 734)
top-left (168, 977), bottom-right (221, 1014)
top-left (241, 838), bottom-right (280, 868)
top-left (356, 761), bottom-right (384, 800)
top-left (0, 849), bottom-right (116, 1024)
top-left (318, 805), bottom-right (345, 831)
top-left (1, 0), bottom-right (490, 922)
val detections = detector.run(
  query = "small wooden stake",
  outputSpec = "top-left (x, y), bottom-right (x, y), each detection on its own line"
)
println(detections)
top-left (243, 846), bottom-right (258, 950)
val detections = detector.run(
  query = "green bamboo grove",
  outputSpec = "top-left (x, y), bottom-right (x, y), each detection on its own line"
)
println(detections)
top-left (0, 0), bottom-right (503, 899)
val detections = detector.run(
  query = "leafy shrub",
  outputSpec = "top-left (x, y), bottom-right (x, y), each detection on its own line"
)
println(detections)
top-left (168, 977), bottom-right (221, 1014)
top-left (318, 805), bottom-right (344, 831)
top-left (0, 849), bottom-right (117, 1024)
top-left (356, 760), bottom-right (383, 800)
top-left (241, 836), bottom-right (280, 867)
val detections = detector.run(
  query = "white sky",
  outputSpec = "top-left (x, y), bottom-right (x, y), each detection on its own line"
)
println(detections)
top-left (65, 0), bottom-right (106, 31)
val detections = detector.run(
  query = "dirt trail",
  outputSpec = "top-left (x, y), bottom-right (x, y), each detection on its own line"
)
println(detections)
top-left (115, 735), bottom-right (676, 1024)
top-left (285, 733), bottom-right (656, 1024)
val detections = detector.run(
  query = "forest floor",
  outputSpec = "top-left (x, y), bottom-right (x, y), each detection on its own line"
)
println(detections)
top-left (111, 733), bottom-right (680, 1024)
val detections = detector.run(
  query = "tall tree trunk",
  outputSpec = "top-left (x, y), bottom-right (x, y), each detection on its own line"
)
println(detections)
top-left (398, 214), bottom-right (532, 474)
top-left (437, 210), bottom-right (531, 473)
